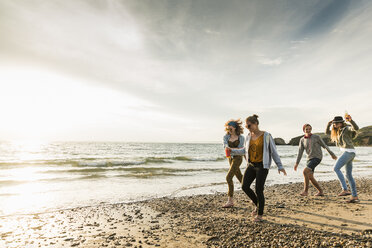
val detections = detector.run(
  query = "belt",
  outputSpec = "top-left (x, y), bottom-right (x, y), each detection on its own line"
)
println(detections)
top-left (248, 161), bottom-right (263, 168)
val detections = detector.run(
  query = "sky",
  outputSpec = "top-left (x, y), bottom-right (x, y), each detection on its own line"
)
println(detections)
top-left (0, 0), bottom-right (371, 142)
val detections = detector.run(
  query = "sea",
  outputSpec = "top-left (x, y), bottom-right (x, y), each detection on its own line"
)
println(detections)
top-left (0, 141), bottom-right (371, 216)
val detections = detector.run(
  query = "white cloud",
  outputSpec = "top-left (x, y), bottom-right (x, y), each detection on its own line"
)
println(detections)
top-left (258, 57), bottom-right (283, 66)
top-left (0, 0), bottom-right (371, 141)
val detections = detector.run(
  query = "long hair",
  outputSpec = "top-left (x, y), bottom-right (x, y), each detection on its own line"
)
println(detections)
top-left (224, 119), bottom-right (244, 135)
top-left (331, 123), bottom-right (346, 143)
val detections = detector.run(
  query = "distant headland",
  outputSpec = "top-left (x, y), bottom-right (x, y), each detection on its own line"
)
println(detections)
top-left (275, 125), bottom-right (372, 146)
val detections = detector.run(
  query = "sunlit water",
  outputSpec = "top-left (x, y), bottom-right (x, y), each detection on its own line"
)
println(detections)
top-left (0, 141), bottom-right (371, 216)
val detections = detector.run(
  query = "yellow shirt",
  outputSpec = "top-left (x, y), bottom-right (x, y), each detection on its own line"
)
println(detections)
top-left (249, 135), bottom-right (264, 162)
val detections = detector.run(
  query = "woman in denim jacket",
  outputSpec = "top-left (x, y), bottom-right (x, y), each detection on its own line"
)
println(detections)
top-left (222, 119), bottom-right (245, 208)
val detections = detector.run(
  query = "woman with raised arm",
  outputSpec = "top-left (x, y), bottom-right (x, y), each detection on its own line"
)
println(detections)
top-left (222, 119), bottom-right (245, 208)
top-left (294, 124), bottom-right (337, 196)
top-left (228, 115), bottom-right (287, 222)
top-left (326, 114), bottom-right (359, 203)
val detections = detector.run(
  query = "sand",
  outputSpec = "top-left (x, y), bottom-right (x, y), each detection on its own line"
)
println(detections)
top-left (1, 178), bottom-right (371, 247)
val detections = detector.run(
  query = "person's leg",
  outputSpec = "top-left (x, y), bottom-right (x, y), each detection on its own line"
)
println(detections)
top-left (241, 166), bottom-right (258, 206)
top-left (345, 153), bottom-right (358, 199)
top-left (306, 158), bottom-right (323, 195)
top-left (255, 168), bottom-right (269, 219)
top-left (225, 158), bottom-right (235, 197)
top-left (309, 172), bottom-right (323, 195)
top-left (334, 152), bottom-right (350, 194)
top-left (233, 156), bottom-right (243, 183)
top-left (301, 168), bottom-right (310, 196)
top-left (223, 158), bottom-right (235, 207)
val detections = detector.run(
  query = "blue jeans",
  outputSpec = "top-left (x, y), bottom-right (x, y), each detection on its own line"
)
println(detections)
top-left (334, 152), bottom-right (357, 197)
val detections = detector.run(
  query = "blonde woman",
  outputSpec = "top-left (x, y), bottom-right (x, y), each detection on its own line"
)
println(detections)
top-left (222, 119), bottom-right (245, 208)
top-left (326, 115), bottom-right (359, 203)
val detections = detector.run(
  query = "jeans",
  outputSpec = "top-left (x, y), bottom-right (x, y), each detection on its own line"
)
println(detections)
top-left (334, 152), bottom-right (357, 197)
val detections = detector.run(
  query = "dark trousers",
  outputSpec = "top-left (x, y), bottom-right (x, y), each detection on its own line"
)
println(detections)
top-left (241, 164), bottom-right (269, 215)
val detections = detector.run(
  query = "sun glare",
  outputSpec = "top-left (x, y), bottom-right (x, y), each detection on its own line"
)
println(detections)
top-left (9, 140), bottom-right (48, 162)
top-left (0, 65), bottom-right (149, 141)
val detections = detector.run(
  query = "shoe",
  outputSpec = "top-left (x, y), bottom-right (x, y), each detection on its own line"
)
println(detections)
top-left (314, 192), bottom-right (324, 196)
top-left (346, 199), bottom-right (360, 203)
top-left (338, 191), bottom-right (351, 196)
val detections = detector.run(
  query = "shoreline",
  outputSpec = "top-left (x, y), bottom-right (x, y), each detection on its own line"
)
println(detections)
top-left (1, 178), bottom-right (372, 247)
top-left (0, 175), bottom-right (367, 218)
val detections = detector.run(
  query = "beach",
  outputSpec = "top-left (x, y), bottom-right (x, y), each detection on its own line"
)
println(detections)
top-left (1, 178), bottom-right (371, 248)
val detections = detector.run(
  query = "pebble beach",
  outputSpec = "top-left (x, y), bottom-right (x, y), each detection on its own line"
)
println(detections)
top-left (1, 178), bottom-right (371, 247)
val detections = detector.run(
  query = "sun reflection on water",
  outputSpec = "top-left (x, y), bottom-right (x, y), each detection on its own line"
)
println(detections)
top-left (0, 140), bottom-right (52, 216)
top-left (8, 140), bottom-right (50, 162)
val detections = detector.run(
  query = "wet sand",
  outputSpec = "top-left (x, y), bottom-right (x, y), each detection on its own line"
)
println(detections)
top-left (1, 178), bottom-right (371, 247)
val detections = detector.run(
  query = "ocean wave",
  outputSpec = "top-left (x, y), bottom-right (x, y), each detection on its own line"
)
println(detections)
top-left (279, 154), bottom-right (298, 158)
top-left (143, 156), bottom-right (225, 163)
top-left (0, 193), bottom-right (19, 196)
top-left (0, 156), bottom-right (225, 168)
top-left (0, 180), bottom-right (27, 187)
top-left (40, 166), bottom-right (227, 175)
top-left (79, 174), bottom-right (108, 179)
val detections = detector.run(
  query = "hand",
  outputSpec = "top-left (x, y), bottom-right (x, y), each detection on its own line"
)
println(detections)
top-left (345, 115), bottom-right (352, 122)
top-left (226, 147), bottom-right (231, 151)
top-left (331, 154), bottom-right (337, 160)
top-left (294, 164), bottom-right (298, 171)
top-left (328, 120), bottom-right (333, 125)
top-left (279, 168), bottom-right (287, 176)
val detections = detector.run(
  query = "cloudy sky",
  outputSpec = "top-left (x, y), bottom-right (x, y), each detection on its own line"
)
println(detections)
top-left (0, 0), bottom-right (371, 142)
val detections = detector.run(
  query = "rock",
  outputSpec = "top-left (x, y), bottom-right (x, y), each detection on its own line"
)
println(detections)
top-left (353, 126), bottom-right (372, 146)
top-left (274, 138), bottom-right (286, 145)
top-left (288, 133), bottom-right (334, 146)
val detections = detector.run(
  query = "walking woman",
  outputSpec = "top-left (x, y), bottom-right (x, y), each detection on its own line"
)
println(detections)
top-left (222, 119), bottom-right (245, 208)
top-left (229, 115), bottom-right (286, 221)
top-left (295, 124), bottom-right (337, 196)
top-left (326, 114), bottom-right (359, 203)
